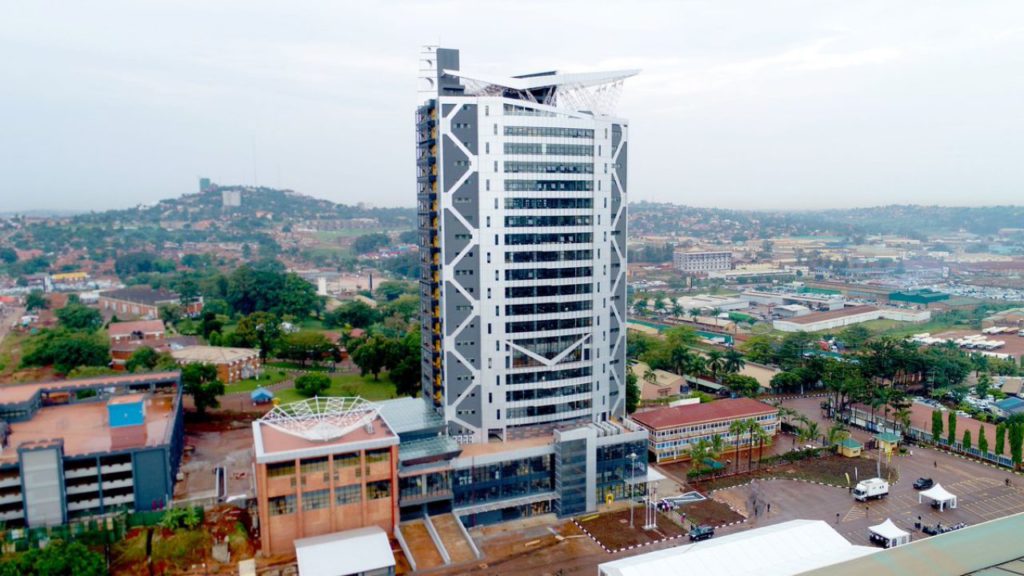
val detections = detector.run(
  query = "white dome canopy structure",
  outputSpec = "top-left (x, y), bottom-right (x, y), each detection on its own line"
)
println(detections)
top-left (259, 397), bottom-right (380, 442)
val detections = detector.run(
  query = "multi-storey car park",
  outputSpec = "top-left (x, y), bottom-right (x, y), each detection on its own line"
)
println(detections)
top-left (0, 372), bottom-right (185, 528)
top-left (416, 46), bottom-right (634, 445)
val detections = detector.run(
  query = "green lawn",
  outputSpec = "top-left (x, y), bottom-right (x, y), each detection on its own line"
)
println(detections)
top-left (274, 372), bottom-right (399, 403)
top-left (223, 369), bottom-right (291, 394)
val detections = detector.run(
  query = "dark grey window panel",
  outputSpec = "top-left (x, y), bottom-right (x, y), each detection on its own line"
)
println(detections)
top-left (454, 384), bottom-right (482, 428)
top-left (454, 321), bottom-right (481, 371)
top-left (451, 105), bottom-right (479, 152)
top-left (444, 280), bottom-right (473, 335)
top-left (443, 209), bottom-right (473, 265)
top-left (614, 142), bottom-right (628, 190)
top-left (442, 135), bottom-right (470, 191)
top-left (452, 249), bottom-right (480, 295)
top-left (446, 352), bottom-right (475, 399)
top-left (611, 123), bottom-right (622, 152)
top-left (451, 175), bottom-right (479, 225)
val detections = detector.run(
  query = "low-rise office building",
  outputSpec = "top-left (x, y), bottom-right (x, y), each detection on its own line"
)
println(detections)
top-left (674, 250), bottom-right (732, 273)
top-left (99, 286), bottom-right (202, 320)
top-left (630, 398), bottom-right (779, 463)
top-left (251, 396), bottom-right (649, 556)
top-left (773, 305), bottom-right (931, 333)
top-left (170, 345), bottom-right (261, 383)
top-left (0, 372), bottom-right (185, 527)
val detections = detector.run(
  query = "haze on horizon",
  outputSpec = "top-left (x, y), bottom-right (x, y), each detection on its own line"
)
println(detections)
top-left (1, 0), bottom-right (1022, 213)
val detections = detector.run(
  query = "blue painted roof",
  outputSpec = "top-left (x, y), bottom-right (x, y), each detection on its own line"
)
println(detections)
top-left (251, 387), bottom-right (274, 400)
top-left (996, 397), bottom-right (1024, 410)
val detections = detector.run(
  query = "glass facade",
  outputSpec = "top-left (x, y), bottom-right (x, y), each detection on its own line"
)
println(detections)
top-left (452, 455), bottom-right (553, 507)
top-left (596, 440), bottom-right (647, 504)
top-left (554, 439), bottom-right (588, 516)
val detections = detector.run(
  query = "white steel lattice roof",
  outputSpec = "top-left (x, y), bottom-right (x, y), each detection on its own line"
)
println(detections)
top-left (259, 397), bottom-right (380, 442)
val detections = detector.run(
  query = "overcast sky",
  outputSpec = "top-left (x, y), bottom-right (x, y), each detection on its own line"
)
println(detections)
top-left (2, 1), bottom-right (1022, 212)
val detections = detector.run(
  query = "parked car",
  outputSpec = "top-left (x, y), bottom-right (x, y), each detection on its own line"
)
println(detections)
top-left (689, 525), bottom-right (715, 541)
top-left (913, 477), bottom-right (934, 490)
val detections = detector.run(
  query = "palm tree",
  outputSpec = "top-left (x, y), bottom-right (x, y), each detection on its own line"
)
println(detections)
top-left (708, 434), bottom-right (727, 478)
top-left (688, 355), bottom-right (708, 379)
top-left (751, 426), bottom-right (771, 469)
top-left (687, 439), bottom-right (711, 474)
top-left (707, 350), bottom-right (726, 382)
top-left (689, 307), bottom-right (702, 319)
top-left (670, 301), bottom-right (684, 318)
top-left (774, 403), bottom-right (798, 429)
top-left (827, 422), bottom-right (850, 451)
top-left (643, 369), bottom-right (658, 386)
top-left (724, 349), bottom-right (746, 375)
top-left (653, 295), bottom-right (667, 315)
top-left (893, 406), bottom-right (912, 437)
top-left (669, 346), bottom-right (694, 377)
top-left (728, 419), bottom-right (747, 474)
top-left (745, 419), bottom-right (761, 472)
top-left (633, 299), bottom-right (649, 316)
top-left (797, 418), bottom-right (821, 446)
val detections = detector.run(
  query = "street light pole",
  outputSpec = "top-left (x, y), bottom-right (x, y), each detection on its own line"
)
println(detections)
top-left (628, 452), bottom-right (637, 528)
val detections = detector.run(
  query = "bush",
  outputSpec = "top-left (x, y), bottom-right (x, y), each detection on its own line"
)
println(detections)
top-left (295, 373), bottom-right (331, 397)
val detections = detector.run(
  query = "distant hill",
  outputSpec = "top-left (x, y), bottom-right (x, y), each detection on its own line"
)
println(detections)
top-left (73, 184), bottom-right (415, 229)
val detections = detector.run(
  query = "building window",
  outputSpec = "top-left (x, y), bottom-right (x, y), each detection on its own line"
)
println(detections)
top-left (268, 495), bottom-right (296, 516)
top-left (336, 484), bottom-right (361, 505)
top-left (302, 489), bottom-right (330, 511)
top-left (267, 461), bottom-right (295, 478)
top-left (367, 480), bottom-right (391, 500)
top-left (365, 449), bottom-right (390, 466)
top-left (301, 457), bottom-right (328, 474)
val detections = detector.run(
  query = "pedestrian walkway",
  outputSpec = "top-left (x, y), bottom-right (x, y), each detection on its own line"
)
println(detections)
top-left (399, 519), bottom-right (446, 570)
top-left (432, 514), bottom-right (477, 564)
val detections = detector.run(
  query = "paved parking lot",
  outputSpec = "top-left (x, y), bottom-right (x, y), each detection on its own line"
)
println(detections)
top-left (712, 441), bottom-right (1024, 546)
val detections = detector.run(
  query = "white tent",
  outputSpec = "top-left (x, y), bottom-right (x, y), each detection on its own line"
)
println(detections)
top-left (295, 526), bottom-right (395, 576)
top-left (918, 483), bottom-right (958, 511)
top-left (868, 518), bottom-right (911, 548)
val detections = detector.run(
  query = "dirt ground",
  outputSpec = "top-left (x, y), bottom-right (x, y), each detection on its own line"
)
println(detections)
top-left (676, 498), bottom-right (745, 527)
top-left (176, 412), bottom-right (257, 500)
top-left (577, 509), bottom-right (685, 551)
top-left (691, 453), bottom-right (897, 493)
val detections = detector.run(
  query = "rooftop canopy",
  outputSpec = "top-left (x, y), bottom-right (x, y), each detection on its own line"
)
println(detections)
top-left (295, 526), bottom-right (395, 576)
top-left (259, 396), bottom-right (379, 442)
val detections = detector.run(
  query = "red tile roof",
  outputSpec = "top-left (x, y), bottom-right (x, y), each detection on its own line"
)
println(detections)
top-left (108, 319), bottom-right (166, 337)
top-left (630, 398), bottom-right (777, 430)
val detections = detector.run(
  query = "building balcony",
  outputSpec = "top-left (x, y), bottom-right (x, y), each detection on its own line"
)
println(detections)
top-left (101, 462), bottom-right (132, 475)
top-left (63, 467), bottom-right (99, 479)
top-left (0, 509), bottom-right (24, 521)
top-left (101, 478), bottom-right (134, 491)
top-left (0, 476), bottom-right (20, 489)
top-left (0, 492), bottom-right (22, 505)
top-left (102, 494), bottom-right (135, 507)
top-left (65, 483), bottom-right (100, 495)
top-left (66, 498), bottom-right (102, 512)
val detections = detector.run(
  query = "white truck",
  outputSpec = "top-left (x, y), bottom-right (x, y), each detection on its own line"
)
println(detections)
top-left (852, 478), bottom-right (889, 501)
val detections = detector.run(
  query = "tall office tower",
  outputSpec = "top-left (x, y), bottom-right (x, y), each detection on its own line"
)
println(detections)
top-left (416, 47), bottom-right (637, 444)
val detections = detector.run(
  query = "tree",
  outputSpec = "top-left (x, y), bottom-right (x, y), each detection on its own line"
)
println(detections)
top-left (21, 330), bottom-right (109, 374)
top-left (25, 290), bottom-right (47, 311)
top-left (181, 363), bottom-right (224, 414)
top-left (796, 417), bottom-right (820, 446)
top-left (947, 410), bottom-right (957, 446)
top-left (55, 303), bottom-right (103, 332)
top-left (626, 370), bottom-right (640, 414)
top-left (996, 423), bottom-right (1007, 456)
top-left (0, 246), bottom-right (17, 264)
top-left (126, 346), bottom-right (160, 372)
top-left (751, 425), bottom-right (771, 469)
top-left (706, 350), bottom-right (726, 382)
top-left (728, 419), bottom-right (747, 474)
top-left (350, 335), bottom-right (390, 380)
top-left (724, 373), bottom-right (760, 398)
top-left (838, 325), bottom-right (872, 349)
top-left (375, 281), bottom-right (408, 302)
top-left (229, 311), bottom-right (282, 361)
top-left (324, 300), bottom-right (379, 329)
top-left (979, 426), bottom-right (989, 455)
top-left (280, 273), bottom-right (322, 318)
top-left (277, 331), bottom-right (337, 367)
top-left (386, 331), bottom-right (422, 397)
top-left (159, 304), bottom-right (183, 326)
top-left (353, 232), bottom-right (390, 254)
top-left (0, 540), bottom-right (105, 576)
top-left (931, 410), bottom-right (944, 442)
top-left (632, 299), bottom-right (648, 316)
top-left (963, 429), bottom-right (973, 451)
top-left (643, 368), bottom-right (657, 386)
top-left (295, 373), bottom-right (331, 397)
top-left (1011, 422), bottom-right (1024, 470)
top-left (723, 349), bottom-right (746, 375)
top-left (975, 372), bottom-right (992, 399)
